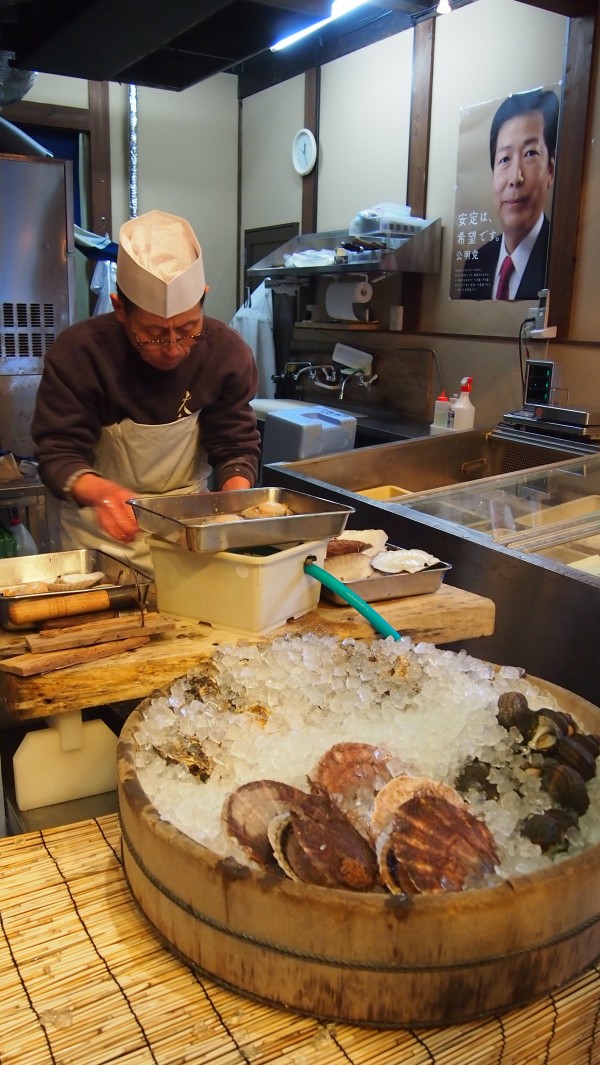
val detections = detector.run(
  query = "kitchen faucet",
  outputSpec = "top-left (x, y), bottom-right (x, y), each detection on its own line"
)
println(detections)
top-left (291, 363), bottom-right (338, 384)
top-left (339, 369), bottom-right (379, 401)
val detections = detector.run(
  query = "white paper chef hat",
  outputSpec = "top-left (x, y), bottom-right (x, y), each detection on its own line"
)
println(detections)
top-left (117, 209), bottom-right (206, 317)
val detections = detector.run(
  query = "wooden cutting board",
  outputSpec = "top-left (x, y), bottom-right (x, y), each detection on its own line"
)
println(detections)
top-left (0, 635), bottom-right (152, 676)
top-left (0, 613), bottom-right (175, 676)
top-left (24, 613), bottom-right (174, 652)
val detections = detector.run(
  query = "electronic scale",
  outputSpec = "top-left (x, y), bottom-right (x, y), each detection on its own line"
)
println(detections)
top-left (502, 359), bottom-right (600, 441)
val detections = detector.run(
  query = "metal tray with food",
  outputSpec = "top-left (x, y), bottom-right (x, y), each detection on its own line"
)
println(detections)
top-left (129, 488), bottom-right (354, 553)
top-left (0, 549), bottom-right (151, 630)
top-left (321, 557), bottom-right (452, 605)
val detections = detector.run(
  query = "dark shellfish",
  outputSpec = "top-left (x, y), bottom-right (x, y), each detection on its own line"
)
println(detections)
top-left (454, 757), bottom-right (499, 801)
top-left (553, 735), bottom-right (598, 782)
top-left (540, 759), bottom-right (589, 816)
top-left (522, 808), bottom-right (578, 853)
top-left (528, 708), bottom-right (578, 752)
top-left (377, 792), bottom-right (499, 896)
top-left (223, 779), bottom-right (308, 874)
top-left (497, 690), bottom-right (538, 742)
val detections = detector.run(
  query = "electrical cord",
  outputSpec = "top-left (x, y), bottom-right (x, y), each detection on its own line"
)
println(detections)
top-left (518, 318), bottom-right (535, 403)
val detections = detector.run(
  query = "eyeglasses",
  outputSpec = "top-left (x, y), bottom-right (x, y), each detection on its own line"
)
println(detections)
top-left (131, 327), bottom-right (205, 349)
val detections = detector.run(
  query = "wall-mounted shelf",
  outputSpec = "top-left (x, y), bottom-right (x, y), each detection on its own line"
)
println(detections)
top-left (247, 220), bottom-right (442, 280)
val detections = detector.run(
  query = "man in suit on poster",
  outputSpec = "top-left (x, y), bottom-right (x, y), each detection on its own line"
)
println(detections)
top-left (460, 88), bottom-right (559, 301)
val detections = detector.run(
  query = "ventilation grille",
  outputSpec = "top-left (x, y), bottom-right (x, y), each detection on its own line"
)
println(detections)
top-left (496, 440), bottom-right (576, 475)
top-left (1, 302), bottom-right (56, 359)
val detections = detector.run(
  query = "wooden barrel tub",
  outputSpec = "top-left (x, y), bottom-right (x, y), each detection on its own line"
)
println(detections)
top-left (117, 677), bottom-right (600, 1029)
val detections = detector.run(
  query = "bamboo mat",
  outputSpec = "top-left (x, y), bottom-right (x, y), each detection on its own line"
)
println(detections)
top-left (1, 815), bottom-right (599, 1065)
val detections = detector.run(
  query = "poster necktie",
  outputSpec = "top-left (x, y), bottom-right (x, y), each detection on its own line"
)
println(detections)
top-left (495, 255), bottom-right (514, 301)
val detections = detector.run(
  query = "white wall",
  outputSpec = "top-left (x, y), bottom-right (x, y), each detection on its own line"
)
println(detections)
top-left (317, 31), bottom-right (414, 231)
top-left (241, 74), bottom-right (304, 234)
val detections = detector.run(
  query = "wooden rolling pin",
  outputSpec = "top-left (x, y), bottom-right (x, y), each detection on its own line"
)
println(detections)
top-left (6, 587), bottom-right (141, 627)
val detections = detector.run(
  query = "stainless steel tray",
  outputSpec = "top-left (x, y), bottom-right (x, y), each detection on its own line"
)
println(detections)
top-left (0, 549), bottom-right (151, 629)
top-left (129, 488), bottom-right (354, 553)
top-left (321, 557), bottom-right (452, 605)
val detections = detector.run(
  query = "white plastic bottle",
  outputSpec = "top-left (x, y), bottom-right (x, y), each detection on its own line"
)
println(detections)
top-left (432, 390), bottom-right (450, 428)
top-left (452, 377), bottom-right (475, 432)
top-left (10, 517), bottom-right (38, 555)
top-left (446, 394), bottom-right (459, 429)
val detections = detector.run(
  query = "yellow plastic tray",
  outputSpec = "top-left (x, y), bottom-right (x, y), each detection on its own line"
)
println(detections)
top-left (357, 485), bottom-right (411, 500)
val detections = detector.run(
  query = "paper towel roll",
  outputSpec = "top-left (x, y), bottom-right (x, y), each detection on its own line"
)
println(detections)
top-left (325, 280), bottom-right (373, 321)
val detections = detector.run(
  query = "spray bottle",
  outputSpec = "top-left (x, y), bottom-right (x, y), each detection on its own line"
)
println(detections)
top-left (452, 377), bottom-right (475, 432)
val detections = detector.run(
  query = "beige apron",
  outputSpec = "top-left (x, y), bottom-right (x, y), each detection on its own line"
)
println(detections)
top-left (60, 412), bottom-right (210, 575)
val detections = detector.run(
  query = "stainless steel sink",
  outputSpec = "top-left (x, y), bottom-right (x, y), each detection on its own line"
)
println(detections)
top-left (264, 428), bottom-right (588, 497)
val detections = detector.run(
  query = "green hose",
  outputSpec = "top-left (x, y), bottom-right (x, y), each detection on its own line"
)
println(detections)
top-left (304, 558), bottom-right (402, 641)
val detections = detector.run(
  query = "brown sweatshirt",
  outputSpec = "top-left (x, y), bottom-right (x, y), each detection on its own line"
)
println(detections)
top-left (32, 312), bottom-right (261, 498)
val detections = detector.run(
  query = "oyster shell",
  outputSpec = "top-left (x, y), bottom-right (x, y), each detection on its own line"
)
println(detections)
top-left (152, 738), bottom-right (213, 781)
top-left (377, 792), bottom-right (499, 895)
top-left (370, 548), bottom-right (440, 574)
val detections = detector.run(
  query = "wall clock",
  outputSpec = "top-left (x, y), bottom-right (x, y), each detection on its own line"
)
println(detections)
top-left (292, 128), bottom-right (318, 176)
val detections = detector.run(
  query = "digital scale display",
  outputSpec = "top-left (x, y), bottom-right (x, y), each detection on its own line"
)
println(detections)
top-left (525, 359), bottom-right (554, 406)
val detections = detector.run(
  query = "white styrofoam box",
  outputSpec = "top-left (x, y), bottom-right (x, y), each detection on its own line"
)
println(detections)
top-left (332, 343), bottom-right (373, 372)
top-left (148, 537), bottom-right (329, 635)
top-left (261, 406), bottom-right (357, 466)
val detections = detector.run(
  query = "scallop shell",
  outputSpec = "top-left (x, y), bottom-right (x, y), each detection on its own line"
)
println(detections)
top-left (370, 774), bottom-right (466, 840)
top-left (267, 813), bottom-right (302, 881)
top-left (0, 580), bottom-right (50, 597)
top-left (309, 742), bottom-right (394, 836)
top-left (370, 548), bottom-right (440, 574)
top-left (279, 787), bottom-right (380, 891)
top-left (240, 501), bottom-right (293, 519)
top-left (377, 792), bottom-right (499, 895)
top-left (222, 779), bottom-right (308, 874)
top-left (200, 513), bottom-right (244, 525)
top-left (48, 570), bottom-right (106, 591)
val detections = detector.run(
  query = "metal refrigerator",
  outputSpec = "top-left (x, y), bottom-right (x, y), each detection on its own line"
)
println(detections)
top-left (0, 152), bottom-right (75, 456)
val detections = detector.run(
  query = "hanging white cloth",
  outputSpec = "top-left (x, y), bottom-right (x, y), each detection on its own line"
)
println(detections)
top-left (230, 281), bottom-right (276, 399)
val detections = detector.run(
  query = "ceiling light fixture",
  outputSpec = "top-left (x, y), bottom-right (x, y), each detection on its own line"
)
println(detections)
top-left (436, 0), bottom-right (452, 12)
top-left (271, 0), bottom-right (369, 51)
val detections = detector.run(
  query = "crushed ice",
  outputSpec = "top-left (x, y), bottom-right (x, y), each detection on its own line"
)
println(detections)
top-left (132, 634), bottom-right (600, 882)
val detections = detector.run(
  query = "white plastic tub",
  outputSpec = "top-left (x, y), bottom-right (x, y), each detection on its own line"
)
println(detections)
top-left (148, 537), bottom-right (328, 635)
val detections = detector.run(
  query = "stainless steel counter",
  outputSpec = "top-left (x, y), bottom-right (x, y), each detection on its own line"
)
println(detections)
top-left (263, 431), bottom-right (600, 705)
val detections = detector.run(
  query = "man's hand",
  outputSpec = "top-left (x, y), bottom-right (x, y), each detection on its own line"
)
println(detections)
top-left (69, 473), bottom-right (140, 543)
top-left (220, 476), bottom-right (252, 491)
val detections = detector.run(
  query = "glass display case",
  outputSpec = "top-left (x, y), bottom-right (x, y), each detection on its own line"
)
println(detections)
top-left (402, 453), bottom-right (600, 579)
top-left (264, 442), bottom-right (600, 705)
